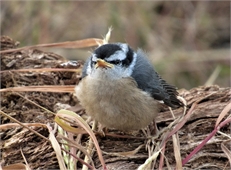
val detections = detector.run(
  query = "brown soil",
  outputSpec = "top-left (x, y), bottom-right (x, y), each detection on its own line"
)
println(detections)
top-left (1, 36), bottom-right (230, 169)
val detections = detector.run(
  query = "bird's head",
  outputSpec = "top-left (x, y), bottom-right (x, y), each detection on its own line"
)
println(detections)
top-left (86, 43), bottom-right (137, 79)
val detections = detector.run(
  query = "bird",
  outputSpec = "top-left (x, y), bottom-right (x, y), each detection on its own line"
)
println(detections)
top-left (75, 43), bottom-right (184, 131)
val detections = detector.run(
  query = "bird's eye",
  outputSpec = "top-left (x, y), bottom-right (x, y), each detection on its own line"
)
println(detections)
top-left (91, 60), bottom-right (97, 67)
top-left (110, 60), bottom-right (121, 65)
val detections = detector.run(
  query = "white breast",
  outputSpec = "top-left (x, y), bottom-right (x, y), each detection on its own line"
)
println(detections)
top-left (75, 73), bottom-right (159, 131)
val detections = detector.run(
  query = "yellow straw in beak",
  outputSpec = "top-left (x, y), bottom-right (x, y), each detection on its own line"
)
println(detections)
top-left (95, 59), bottom-right (114, 69)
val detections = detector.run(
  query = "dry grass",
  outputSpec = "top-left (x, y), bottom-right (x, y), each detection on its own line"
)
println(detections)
top-left (1, 92), bottom-right (230, 169)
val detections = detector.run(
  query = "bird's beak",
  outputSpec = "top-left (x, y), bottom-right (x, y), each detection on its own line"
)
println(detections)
top-left (95, 59), bottom-right (114, 69)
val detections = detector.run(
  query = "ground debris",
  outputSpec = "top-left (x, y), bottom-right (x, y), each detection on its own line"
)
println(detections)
top-left (0, 36), bottom-right (230, 169)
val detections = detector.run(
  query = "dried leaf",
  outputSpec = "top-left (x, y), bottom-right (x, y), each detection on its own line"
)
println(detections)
top-left (58, 134), bottom-right (95, 169)
top-left (0, 68), bottom-right (81, 74)
top-left (47, 124), bottom-right (67, 170)
top-left (55, 116), bottom-right (87, 134)
top-left (172, 134), bottom-right (182, 170)
top-left (138, 149), bottom-right (161, 170)
top-left (0, 85), bottom-right (75, 93)
top-left (55, 109), bottom-right (107, 169)
top-left (0, 123), bottom-right (47, 130)
top-left (0, 38), bottom-right (104, 54)
top-left (215, 102), bottom-right (231, 127)
top-left (20, 148), bottom-right (31, 170)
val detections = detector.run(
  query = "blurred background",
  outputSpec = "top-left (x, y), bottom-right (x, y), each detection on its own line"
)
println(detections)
top-left (1, 1), bottom-right (230, 89)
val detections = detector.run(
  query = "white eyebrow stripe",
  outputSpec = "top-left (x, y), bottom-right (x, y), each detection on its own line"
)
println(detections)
top-left (127, 52), bottom-right (137, 76)
top-left (106, 51), bottom-right (127, 61)
top-left (92, 54), bottom-right (97, 61)
top-left (86, 61), bottom-right (92, 75)
top-left (119, 43), bottom-right (129, 53)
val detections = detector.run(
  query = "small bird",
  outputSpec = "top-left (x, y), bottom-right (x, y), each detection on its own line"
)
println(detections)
top-left (75, 43), bottom-right (183, 131)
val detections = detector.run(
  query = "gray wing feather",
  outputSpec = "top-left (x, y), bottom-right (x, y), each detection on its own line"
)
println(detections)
top-left (131, 49), bottom-right (183, 108)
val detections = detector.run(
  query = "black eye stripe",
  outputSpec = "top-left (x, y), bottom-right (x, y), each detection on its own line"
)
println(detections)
top-left (109, 59), bottom-right (121, 65)
top-left (91, 44), bottom-right (134, 67)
